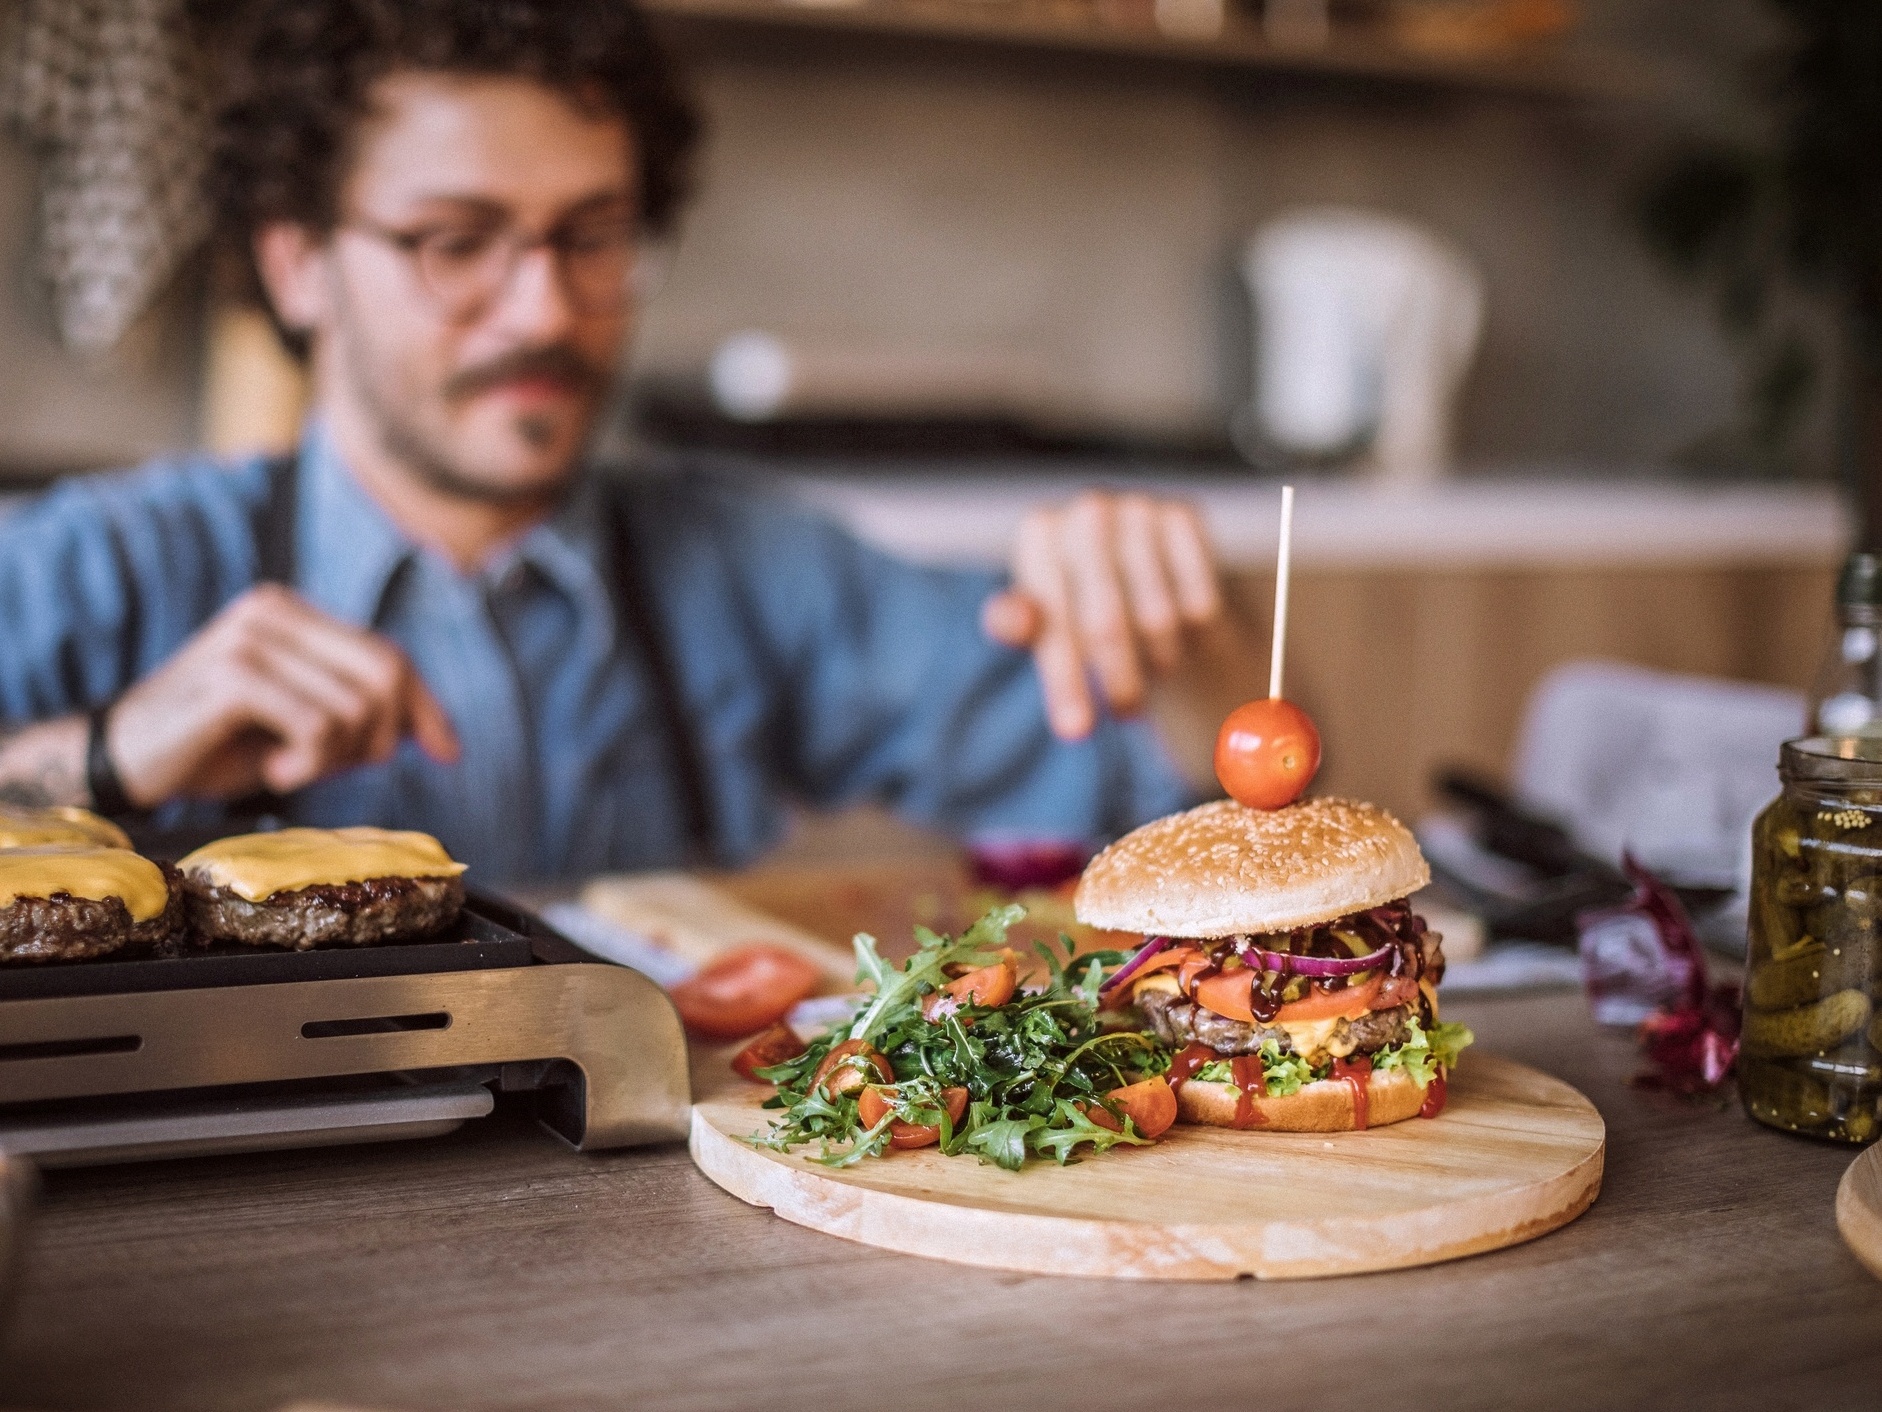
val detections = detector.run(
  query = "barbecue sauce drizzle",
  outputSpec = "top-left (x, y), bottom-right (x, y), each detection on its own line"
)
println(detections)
top-left (1173, 901), bottom-right (1432, 1021)
top-left (1330, 1054), bottom-right (1373, 1130)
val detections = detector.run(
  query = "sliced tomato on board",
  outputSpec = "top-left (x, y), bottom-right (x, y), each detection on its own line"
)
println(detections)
top-left (809, 1039), bottom-right (894, 1098)
top-left (668, 944), bottom-right (822, 1042)
top-left (857, 1084), bottom-right (969, 1149)
top-left (730, 1022), bottom-right (808, 1081)
top-left (1104, 1077), bottom-right (1178, 1139)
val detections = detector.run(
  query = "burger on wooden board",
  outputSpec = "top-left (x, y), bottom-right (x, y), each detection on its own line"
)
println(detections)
top-left (1076, 796), bottom-right (1470, 1132)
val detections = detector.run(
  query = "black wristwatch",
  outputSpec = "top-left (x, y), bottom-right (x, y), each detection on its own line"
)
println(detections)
top-left (86, 702), bottom-right (142, 819)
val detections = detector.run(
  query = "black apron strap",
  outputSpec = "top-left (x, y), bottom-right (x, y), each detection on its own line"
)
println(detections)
top-left (605, 484), bottom-right (716, 865)
top-left (254, 449), bottom-right (300, 586)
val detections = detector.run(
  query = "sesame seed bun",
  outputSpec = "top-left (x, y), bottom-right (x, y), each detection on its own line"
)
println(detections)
top-left (1177, 1066), bottom-right (1428, 1132)
top-left (1073, 798), bottom-right (1429, 938)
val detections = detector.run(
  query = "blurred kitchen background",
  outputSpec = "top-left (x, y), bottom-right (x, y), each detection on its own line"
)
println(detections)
top-left (0, 0), bottom-right (1868, 846)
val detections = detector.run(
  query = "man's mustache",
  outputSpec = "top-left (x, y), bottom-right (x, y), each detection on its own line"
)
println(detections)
top-left (442, 345), bottom-right (609, 402)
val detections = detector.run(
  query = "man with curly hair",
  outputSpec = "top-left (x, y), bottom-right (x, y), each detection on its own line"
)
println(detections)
top-left (0, 0), bottom-right (1233, 879)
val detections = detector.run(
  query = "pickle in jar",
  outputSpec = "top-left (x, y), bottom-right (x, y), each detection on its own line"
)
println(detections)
top-left (1741, 988), bottom-right (1873, 1058)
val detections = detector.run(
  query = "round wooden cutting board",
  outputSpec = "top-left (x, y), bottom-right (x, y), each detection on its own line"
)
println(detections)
top-left (690, 1053), bottom-right (1605, 1281)
top-left (1836, 1144), bottom-right (1882, 1281)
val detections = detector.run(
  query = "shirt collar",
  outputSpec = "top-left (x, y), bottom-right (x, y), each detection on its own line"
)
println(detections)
top-left (294, 418), bottom-right (616, 644)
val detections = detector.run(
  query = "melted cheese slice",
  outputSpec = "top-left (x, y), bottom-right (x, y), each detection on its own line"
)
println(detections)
top-left (178, 827), bottom-right (467, 902)
top-left (0, 846), bottom-right (169, 921)
top-left (0, 803), bottom-right (132, 851)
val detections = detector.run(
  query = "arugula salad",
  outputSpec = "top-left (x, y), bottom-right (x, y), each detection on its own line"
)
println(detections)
top-left (748, 906), bottom-right (1176, 1171)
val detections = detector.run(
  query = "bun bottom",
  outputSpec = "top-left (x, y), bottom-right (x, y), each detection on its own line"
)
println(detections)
top-left (1177, 1068), bottom-right (1429, 1133)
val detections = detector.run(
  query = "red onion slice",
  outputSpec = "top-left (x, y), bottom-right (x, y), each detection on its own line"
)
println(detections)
top-left (1246, 943), bottom-right (1392, 977)
top-left (1100, 935), bottom-right (1172, 992)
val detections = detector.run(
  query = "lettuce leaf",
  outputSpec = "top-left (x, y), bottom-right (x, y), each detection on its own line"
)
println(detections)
top-left (1372, 1017), bottom-right (1475, 1088)
top-left (1194, 1040), bottom-right (1319, 1097)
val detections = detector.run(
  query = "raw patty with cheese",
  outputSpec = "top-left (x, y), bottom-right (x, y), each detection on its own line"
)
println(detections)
top-left (0, 845), bottom-right (183, 963)
top-left (179, 827), bottom-right (467, 950)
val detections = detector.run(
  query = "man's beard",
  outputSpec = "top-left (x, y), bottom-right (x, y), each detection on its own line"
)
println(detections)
top-left (352, 342), bottom-right (612, 509)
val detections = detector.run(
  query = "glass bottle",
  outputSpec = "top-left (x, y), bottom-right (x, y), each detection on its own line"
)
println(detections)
top-left (1809, 551), bottom-right (1882, 736)
top-left (1742, 737), bottom-right (1882, 1143)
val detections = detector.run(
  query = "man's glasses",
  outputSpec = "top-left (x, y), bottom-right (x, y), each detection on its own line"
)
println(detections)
top-left (343, 207), bottom-right (662, 320)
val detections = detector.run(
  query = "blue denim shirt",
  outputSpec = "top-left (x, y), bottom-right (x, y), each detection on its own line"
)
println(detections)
top-left (0, 426), bottom-right (1194, 881)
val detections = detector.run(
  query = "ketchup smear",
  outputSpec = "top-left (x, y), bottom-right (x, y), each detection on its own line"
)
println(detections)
top-left (1230, 1054), bottom-right (1268, 1128)
top-left (1165, 1043), bottom-right (1215, 1096)
top-left (1330, 1054), bottom-right (1373, 1131)
top-left (1418, 1071), bottom-right (1448, 1119)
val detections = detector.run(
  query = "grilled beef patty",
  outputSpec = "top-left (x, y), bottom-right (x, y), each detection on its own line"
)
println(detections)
top-left (184, 873), bottom-right (464, 950)
top-left (1137, 988), bottom-right (1415, 1060)
top-left (0, 863), bottom-right (185, 963)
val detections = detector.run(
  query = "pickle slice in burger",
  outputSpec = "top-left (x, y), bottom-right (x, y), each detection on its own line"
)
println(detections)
top-left (178, 826), bottom-right (468, 950)
top-left (0, 845), bottom-right (183, 963)
top-left (1074, 797), bottom-right (1471, 1133)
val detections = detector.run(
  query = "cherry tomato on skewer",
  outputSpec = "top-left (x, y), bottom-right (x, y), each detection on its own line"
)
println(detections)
top-left (1214, 697), bottom-right (1321, 810)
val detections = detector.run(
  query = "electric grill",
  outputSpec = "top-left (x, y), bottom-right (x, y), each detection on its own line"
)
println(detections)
top-left (0, 890), bottom-right (691, 1166)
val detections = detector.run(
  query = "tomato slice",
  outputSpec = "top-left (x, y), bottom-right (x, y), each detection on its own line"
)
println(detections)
top-left (1194, 968), bottom-right (1256, 1023)
top-left (809, 1039), bottom-right (894, 1098)
top-left (1106, 1077), bottom-right (1177, 1139)
top-left (1193, 969), bottom-right (1384, 1025)
top-left (1273, 973), bottom-right (1383, 1023)
top-left (857, 1084), bottom-right (969, 1149)
top-left (668, 944), bottom-right (822, 1042)
top-left (730, 1022), bottom-right (808, 1082)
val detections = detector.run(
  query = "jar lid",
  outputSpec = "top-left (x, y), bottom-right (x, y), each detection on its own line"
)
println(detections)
top-left (1839, 552), bottom-right (1882, 606)
top-left (1780, 735), bottom-right (1882, 783)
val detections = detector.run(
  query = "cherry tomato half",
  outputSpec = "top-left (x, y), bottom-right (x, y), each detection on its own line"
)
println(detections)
top-left (730, 1022), bottom-right (808, 1082)
top-left (668, 943), bottom-right (822, 1042)
top-left (1214, 697), bottom-right (1322, 810)
top-left (809, 1039), bottom-right (894, 1098)
top-left (1106, 1077), bottom-right (1178, 1139)
top-left (857, 1084), bottom-right (970, 1149)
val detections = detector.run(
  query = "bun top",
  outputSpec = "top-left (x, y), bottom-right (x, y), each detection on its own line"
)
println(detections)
top-left (1073, 798), bottom-right (1429, 938)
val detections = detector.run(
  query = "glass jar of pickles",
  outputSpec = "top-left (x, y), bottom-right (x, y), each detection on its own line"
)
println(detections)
top-left (1743, 737), bottom-right (1882, 1143)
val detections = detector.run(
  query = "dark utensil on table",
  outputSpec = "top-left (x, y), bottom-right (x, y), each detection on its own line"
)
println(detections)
top-left (1430, 770), bottom-right (1730, 944)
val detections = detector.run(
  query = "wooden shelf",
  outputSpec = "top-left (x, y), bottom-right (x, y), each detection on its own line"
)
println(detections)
top-left (644, 0), bottom-right (1681, 102)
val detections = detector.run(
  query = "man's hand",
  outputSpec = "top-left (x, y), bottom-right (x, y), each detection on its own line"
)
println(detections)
top-left (983, 490), bottom-right (1225, 741)
top-left (108, 584), bottom-right (461, 807)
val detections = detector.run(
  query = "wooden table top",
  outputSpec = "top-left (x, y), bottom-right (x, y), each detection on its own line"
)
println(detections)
top-left (3, 869), bottom-right (1880, 1412)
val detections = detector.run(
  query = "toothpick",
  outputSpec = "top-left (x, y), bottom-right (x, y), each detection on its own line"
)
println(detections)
top-left (1269, 485), bottom-right (1294, 701)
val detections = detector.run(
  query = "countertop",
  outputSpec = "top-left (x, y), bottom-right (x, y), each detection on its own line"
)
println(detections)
top-left (788, 469), bottom-right (1852, 570)
top-left (2, 866), bottom-right (1878, 1412)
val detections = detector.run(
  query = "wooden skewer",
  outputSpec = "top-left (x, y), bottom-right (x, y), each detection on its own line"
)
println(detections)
top-left (1269, 484), bottom-right (1294, 701)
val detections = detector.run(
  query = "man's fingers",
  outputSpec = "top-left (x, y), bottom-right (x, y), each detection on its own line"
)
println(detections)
top-left (1062, 495), bottom-right (1147, 716)
top-left (228, 582), bottom-right (457, 765)
top-left (1115, 494), bottom-right (1184, 675)
top-left (208, 666), bottom-right (349, 795)
top-left (981, 589), bottom-right (1042, 648)
top-left (1159, 503), bottom-right (1222, 624)
top-left (1013, 511), bottom-right (1095, 740)
top-left (405, 675), bottom-right (461, 765)
top-left (249, 638), bottom-right (379, 763)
